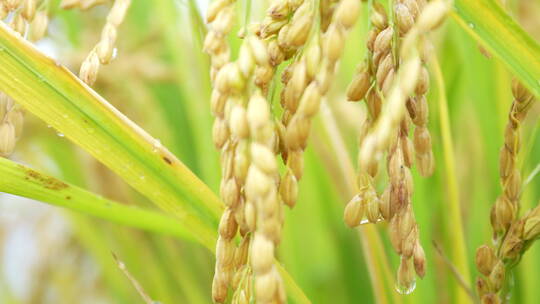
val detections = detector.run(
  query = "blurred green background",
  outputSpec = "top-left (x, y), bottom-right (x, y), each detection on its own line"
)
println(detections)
top-left (0, 0), bottom-right (539, 303)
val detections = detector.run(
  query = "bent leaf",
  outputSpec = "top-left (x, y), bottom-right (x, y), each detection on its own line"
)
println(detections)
top-left (0, 22), bottom-right (220, 247)
top-left (453, 0), bottom-right (540, 97)
top-left (0, 157), bottom-right (205, 247)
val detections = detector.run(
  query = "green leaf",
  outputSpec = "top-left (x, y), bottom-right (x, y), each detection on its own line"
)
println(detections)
top-left (453, 0), bottom-right (540, 97)
top-left (0, 156), bottom-right (207, 248)
top-left (0, 22), bottom-right (220, 247)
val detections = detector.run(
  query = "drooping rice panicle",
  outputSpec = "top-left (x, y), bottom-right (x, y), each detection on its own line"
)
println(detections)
top-left (476, 80), bottom-right (537, 303)
top-left (344, 0), bottom-right (450, 292)
top-left (79, 0), bottom-right (131, 85)
top-left (280, 0), bottom-right (361, 209)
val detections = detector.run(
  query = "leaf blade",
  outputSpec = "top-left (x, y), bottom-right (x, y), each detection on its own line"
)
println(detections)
top-left (453, 0), bottom-right (540, 97)
top-left (0, 157), bottom-right (210, 248)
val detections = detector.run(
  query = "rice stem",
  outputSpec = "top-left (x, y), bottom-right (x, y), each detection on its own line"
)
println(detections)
top-left (431, 54), bottom-right (472, 304)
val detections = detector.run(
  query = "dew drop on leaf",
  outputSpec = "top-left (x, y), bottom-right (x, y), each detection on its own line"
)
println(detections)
top-left (152, 139), bottom-right (162, 152)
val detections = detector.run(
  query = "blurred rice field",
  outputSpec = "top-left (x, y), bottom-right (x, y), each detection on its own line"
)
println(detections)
top-left (0, 0), bottom-right (539, 303)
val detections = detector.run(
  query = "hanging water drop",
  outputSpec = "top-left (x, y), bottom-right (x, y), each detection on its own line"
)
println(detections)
top-left (359, 217), bottom-right (383, 225)
top-left (57, 132), bottom-right (65, 137)
top-left (396, 257), bottom-right (417, 295)
top-left (468, 23), bottom-right (475, 29)
top-left (359, 218), bottom-right (370, 225)
top-left (395, 279), bottom-right (416, 295)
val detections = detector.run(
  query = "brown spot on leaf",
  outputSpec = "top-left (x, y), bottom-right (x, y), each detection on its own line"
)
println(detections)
top-left (163, 156), bottom-right (172, 165)
top-left (25, 168), bottom-right (69, 190)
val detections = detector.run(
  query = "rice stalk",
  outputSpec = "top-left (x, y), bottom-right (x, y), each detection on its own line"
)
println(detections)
top-left (431, 53), bottom-right (472, 303)
top-left (475, 80), bottom-right (538, 304)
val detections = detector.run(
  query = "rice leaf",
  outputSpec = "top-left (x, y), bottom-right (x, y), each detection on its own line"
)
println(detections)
top-left (453, 0), bottom-right (540, 97)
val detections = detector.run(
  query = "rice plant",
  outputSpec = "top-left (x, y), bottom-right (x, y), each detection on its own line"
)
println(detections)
top-left (0, 0), bottom-right (538, 303)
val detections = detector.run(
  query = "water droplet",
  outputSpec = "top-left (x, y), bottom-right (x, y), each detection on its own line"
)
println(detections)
top-left (139, 175), bottom-right (146, 181)
top-left (38, 75), bottom-right (45, 82)
top-left (56, 132), bottom-right (65, 137)
top-left (359, 217), bottom-right (383, 225)
top-left (346, 193), bottom-right (383, 226)
top-left (46, 124), bottom-right (52, 128)
top-left (395, 279), bottom-right (416, 295)
top-left (152, 139), bottom-right (162, 152)
top-left (112, 48), bottom-right (118, 60)
top-left (468, 23), bottom-right (475, 29)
